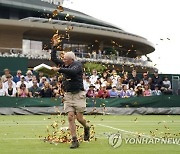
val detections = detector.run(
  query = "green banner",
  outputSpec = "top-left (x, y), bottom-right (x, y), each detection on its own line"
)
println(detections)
top-left (0, 95), bottom-right (179, 108)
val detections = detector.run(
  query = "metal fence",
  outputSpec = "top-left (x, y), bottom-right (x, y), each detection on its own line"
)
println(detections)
top-left (172, 76), bottom-right (180, 95)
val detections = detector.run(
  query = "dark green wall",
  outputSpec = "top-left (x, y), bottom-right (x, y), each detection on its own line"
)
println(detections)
top-left (0, 57), bottom-right (28, 75)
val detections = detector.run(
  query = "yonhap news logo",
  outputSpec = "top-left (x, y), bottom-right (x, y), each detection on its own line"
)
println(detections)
top-left (108, 133), bottom-right (122, 148)
top-left (108, 133), bottom-right (180, 148)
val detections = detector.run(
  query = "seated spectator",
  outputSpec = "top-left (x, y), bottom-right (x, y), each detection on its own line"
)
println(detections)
top-left (36, 71), bottom-right (44, 83)
top-left (121, 72), bottom-right (129, 85)
top-left (119, 85), bottom-right (132, 98)
top-left (97, 84), bottom-right (110, 98)
top-left (83, 76), bottom-right (91, 92)
top-left (89, 69), bottom-right (99, 84)
top-left (152, 84), bottom-right (162, 96)
top-left (53, 81), bottom-right (63, 98)
top-left (16, 75), bottom-right (29, 90)
top-left (50, 76), bottom-right (58, 88)
top-left (110, 69), bottom-right (120, 86)
top-left (29, 80), bottom-right (41, 97)
top-left (161, 76), bottom-right (172, 95)
top-left (27, 75), bottom-right (39, 88)
top-left (1, 68), bottom-right (12, 83)
top-left (13, 70), bottom-right (22, 83)
top-left (109, 85), bottom-right (119, 98)
top-left (143, 84), bottom-right (152, 96)
top-left (40, 81), bottom-right (53, 97)
top-left (142, 72), bottom-right (149, 85)
top-left (100, 71), bottom-right (109, 84)
top-left (148, 77), bottom-right (155, 90)
top-left (25, 70), bottom-right (33, 82)
top-left (17, 83), bottom-right (29, 97)
top-left (5, 82), bottom-right (17, 97)
top-left (94, 79), bottom-right (101, 91)
top-left (135, 84), bottom-right (144, 97)
top-left (86, 84), bottom-right (96, 98)
top-left (116, 77), bottom-right (123, 91)
top-left (3, 74), bottom-right (16, 90)
top-left (105, 77), bottom-right (113, 90)
top-left (0, 82), bottom-right (5, 96)
top-left (128, 79), bottom-right (135, 90)
top-left (39, 76), bottom-right (48, 88)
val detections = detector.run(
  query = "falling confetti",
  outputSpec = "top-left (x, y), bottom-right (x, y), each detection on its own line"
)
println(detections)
top-left (57, 5), bottom-right (64, 12)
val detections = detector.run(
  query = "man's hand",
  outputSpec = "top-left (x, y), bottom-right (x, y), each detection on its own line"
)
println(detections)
top-left (52, 67), bottom-right (60, 72)
top-left (52, 34), bottom-right (60, 46)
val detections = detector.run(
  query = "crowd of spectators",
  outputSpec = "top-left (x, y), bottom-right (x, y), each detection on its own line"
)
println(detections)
top-left (0, 68), bottom-right (172, 98)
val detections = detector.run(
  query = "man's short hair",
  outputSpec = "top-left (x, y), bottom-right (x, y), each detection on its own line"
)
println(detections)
top-left (64, 51), bottom-right (76, 60)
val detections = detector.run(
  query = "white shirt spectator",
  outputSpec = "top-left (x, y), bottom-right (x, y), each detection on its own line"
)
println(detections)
top-left (0, 89), bottom-right (5, 96)
top-left (5, 88), bottom-right (17, 97)
top-left (162, 80), bottom-right (171, 89)
top-left (3, 80), bottom-right (16, 90)
top-left (16, 80), bottom-right (29, 89)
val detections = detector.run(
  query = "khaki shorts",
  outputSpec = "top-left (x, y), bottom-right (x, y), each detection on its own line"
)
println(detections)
top-left (63, 91), bottom-right (86, 113)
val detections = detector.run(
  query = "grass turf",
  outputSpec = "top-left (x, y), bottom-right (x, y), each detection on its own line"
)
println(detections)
top-left (0, 115), bottom-right (179, 154)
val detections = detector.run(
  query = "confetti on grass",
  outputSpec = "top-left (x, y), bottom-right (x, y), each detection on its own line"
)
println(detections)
top-left (43, 116), bottom-right (96, 144)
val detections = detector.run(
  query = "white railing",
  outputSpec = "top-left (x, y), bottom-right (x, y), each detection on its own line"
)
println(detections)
top-left (0, 47), bottom-right (155, 68)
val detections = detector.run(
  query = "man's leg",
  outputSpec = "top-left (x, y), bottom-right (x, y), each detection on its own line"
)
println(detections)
top-left (68, 111), bottom-right (79, 148)
top-left (76, 112), bottom-right (90, 141)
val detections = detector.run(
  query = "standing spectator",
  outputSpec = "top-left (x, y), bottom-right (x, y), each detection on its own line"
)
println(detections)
top-left (92, 50), bottom-right (97, 59)
top-left (5, 82), bottom-right (17, 97)
top-left (152, 70), bottom-right (163, 89)
top-left (130, 70), bottom-right (140, 86)
top-left (97, 49), bottom-right (102, 59)
top-left (142, 72), bottom-right (149, 85)
top-left (17, 83), bottom-right (29, 97)
top-left (1, 68), bottom-right (12, 83)
top-left (13, 70), bottom-right (22, 83)
top-left (29, 80), bottom-right (41, 97)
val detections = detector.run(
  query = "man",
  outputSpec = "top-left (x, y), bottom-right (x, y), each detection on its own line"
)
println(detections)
top-left (13, 70), bottom-right (22, 83)
top-left (29, 80), bottom-right (41, 97)
top-left (152, 69), bottom-right (163, 89)
top-left (51, 38), bottom-right (90, 149)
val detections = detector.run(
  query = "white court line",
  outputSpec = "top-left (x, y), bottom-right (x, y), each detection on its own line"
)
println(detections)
top-left (0, 120), bottom-right (179, 123)
top-left (97, 124), bottom-right (180, 145)
top-left (2, 138), bottom-right (41, 140)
